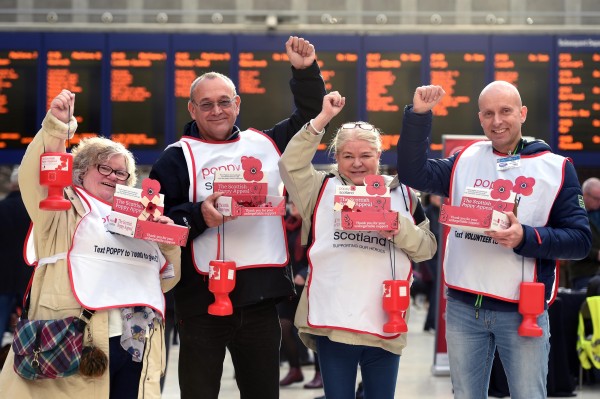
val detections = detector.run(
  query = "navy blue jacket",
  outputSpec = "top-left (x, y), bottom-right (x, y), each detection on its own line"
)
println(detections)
top-left (397, 105), bottom-right (592, 311)
top-left (149, 62), bottom-right (326, 318)
top-left (0, 191), bottom-right (32, 295)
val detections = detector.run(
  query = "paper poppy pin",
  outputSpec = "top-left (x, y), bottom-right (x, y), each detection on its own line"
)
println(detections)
top-left (139, 178), bottom-right (163, 221)
top-left (365, 175), bottom-right (387, 196)
top-left (241, 156), bottom-right (264, 181)
top-left (512, 176), bottom-right (535, 196)
top-left (490, 179), bottom-right (513, 200)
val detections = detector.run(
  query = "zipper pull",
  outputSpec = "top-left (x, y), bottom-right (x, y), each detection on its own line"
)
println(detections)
top-left (474, 295), bottom-right (482, 319)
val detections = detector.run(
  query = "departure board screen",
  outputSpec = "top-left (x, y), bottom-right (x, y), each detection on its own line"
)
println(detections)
top-left (2, 32), bottom-right (600, 169)
top-left (174, 51), bottom-right (230, 138)
top-left (237, 51), bottom-right (292, 131)
top-left (493, 52), bottom-right (551, 144)
top-left (0, 50), bottom-right (38, 149)
top-left (46, 50), bottom-right (102, 142)
top-left (110, 50), bottom-right (167, 151)
top-left (317, 51), bottom-right (359, 150)
top-left (366, 52), bottom-right (422, 151)
top-left (429, 51), bottom-right (486, 151)
top-left (556, 52), bottom-right (600, 152)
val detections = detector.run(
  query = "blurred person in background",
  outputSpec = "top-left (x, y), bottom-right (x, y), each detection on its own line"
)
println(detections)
top-left (278, 200), bottom-right (323, 389)
top-left (421, 193), bottom-right (442, 332)
top-left (568, 177), bottom-right (600, 290)
top-left (0, 166), bottom-right (32, 342)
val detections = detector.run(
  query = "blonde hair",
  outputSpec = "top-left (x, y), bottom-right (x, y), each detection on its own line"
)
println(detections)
top-left (328, 122), bottom-right (383, 173)
top-left (71, 136), bottom-right (137, 187)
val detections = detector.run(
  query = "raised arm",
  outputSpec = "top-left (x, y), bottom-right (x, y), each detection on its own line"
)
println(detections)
top-left (267, 36), bottom-right (326, 152)
top-left (278, 92), bottom-right (344, 225)
top-left (19, 89), bottom-right (77, 223)
top-left (397, 85), bottom-right (454, 196)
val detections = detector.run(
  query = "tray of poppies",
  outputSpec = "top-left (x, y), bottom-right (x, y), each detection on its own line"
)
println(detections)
top-left (107, 178), bottom-right (190, 246)
top-left (333, 175), bottom-right (399, 231)
top-left (213, 156), bottom-right (285, 217)
top-left (439, 183), bottom-right (518, 234)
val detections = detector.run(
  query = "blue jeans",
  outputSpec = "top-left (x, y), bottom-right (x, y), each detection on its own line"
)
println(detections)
top-left (177, 301), bottom-right (281, 399)
top-left (315, 336), bottom-right (400, 399)
top-left (445, 296), bottom-right (550, 399)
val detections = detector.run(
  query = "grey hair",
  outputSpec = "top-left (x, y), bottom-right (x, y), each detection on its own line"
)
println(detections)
top-left (71, 136), bottom-right (137, 187)
top-left (189, 72), bottom-right (237, 102)
top-left (582, 177), bottom-right (600, 193)
top-left (10, 165), bottom-right (19, 185)
top-left (328, 122), bottom-right (383, 174)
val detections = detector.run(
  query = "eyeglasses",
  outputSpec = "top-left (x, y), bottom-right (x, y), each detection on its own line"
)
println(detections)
top-left (191, 97), bottom-right (236, 112)
top-left (96, 164), bottom-right (130, 181)
top-left (341, 122), bottom-right (375, 131)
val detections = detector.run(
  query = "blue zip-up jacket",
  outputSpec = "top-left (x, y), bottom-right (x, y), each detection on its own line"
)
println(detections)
top-left (397, 105), bottom-right (592, 311)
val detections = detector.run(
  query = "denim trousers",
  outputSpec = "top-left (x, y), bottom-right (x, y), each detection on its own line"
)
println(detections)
top-left (109, 336), bottom-right (143, 399)
top-left (445, 296), bottom-right (550, 399)
top-left (177, 301), bottom-right (281, 399)
top-left (315, 335), bottom-right (400, 399)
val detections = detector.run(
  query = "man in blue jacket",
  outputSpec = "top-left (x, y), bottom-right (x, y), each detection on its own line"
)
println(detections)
top-left (149, 36), bottom-right (326, 399)
top-left (397, 82), bottom-right (591, 399)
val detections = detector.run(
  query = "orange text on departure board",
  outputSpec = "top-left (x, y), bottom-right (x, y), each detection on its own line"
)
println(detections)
top-left (494, 53), bottom-right (550, 85)
top-left (366, 53), bottom-right (421, 112)
top-left (111, 51), bottom-right (165, 102)
top-left (174, 52), bottom-right (231, 98)
top-left (429, 52), bottom-right (484, 117)
top-left (0, 51), bottom-right (38, 114)
top-left (318, 53), bottom-right (357, 91)
top-left (557, 52), bottom-right (600, 150)
top-left (238, 52), bottom-right (270, 94)
top-left (46, 51), bottom-right (102, 110)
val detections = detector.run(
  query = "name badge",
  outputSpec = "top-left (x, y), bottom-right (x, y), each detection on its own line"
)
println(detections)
top-left (161, 263), bottom-right (176, 279)
top-left (497, 155), bottom-right (520, 171)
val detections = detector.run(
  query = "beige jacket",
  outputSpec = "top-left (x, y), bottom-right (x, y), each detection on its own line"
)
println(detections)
top-left (279, 125), bottom-right (437, 355)
top-left (0, 111), bottom-right (181, 399)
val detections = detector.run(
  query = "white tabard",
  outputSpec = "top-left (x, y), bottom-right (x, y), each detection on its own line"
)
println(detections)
top-left (175, 129), bottom-right (288, 274)
top-left (68, 187), bottom-right (167, 317)
top-left (445, 141), bottom-right (564, 301)
top-left (307, 176), bottom-right (413, 338)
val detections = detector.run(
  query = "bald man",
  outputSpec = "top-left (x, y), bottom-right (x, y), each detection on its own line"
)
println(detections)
top-left (396, 81), bottom-right (591, 398)
top-left (568, 177), bottom-right (600, 289)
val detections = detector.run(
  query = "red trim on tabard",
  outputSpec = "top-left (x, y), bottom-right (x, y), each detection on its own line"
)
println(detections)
top-left (180, 133), bottom-right (242, 145)
top-left (187, 130), bottom-right (289, 275)
top-left (181, 139), bottom-right (198, 203)
top-left (305, 321), bottom-right (402, 340)
top-left (448, 140), bottom-right (479, 205)
top-left (193, 256), bottom-right (290, 275)
top-left (247, 128), bottom-right (283, 156)
top-left (305, 177), bottom-right (411, 340)
top-left (66, 186), bottom-right (165, 318)
top-left (436, 136), bottom-right (488, 361)
top-left (23, 222), bottom-right (35, 266)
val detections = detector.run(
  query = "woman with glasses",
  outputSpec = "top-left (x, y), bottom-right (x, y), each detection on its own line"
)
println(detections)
top-left (278, 91), bottom-right (437, 399)
top-left (0, 89), bottom-right (181, 399)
